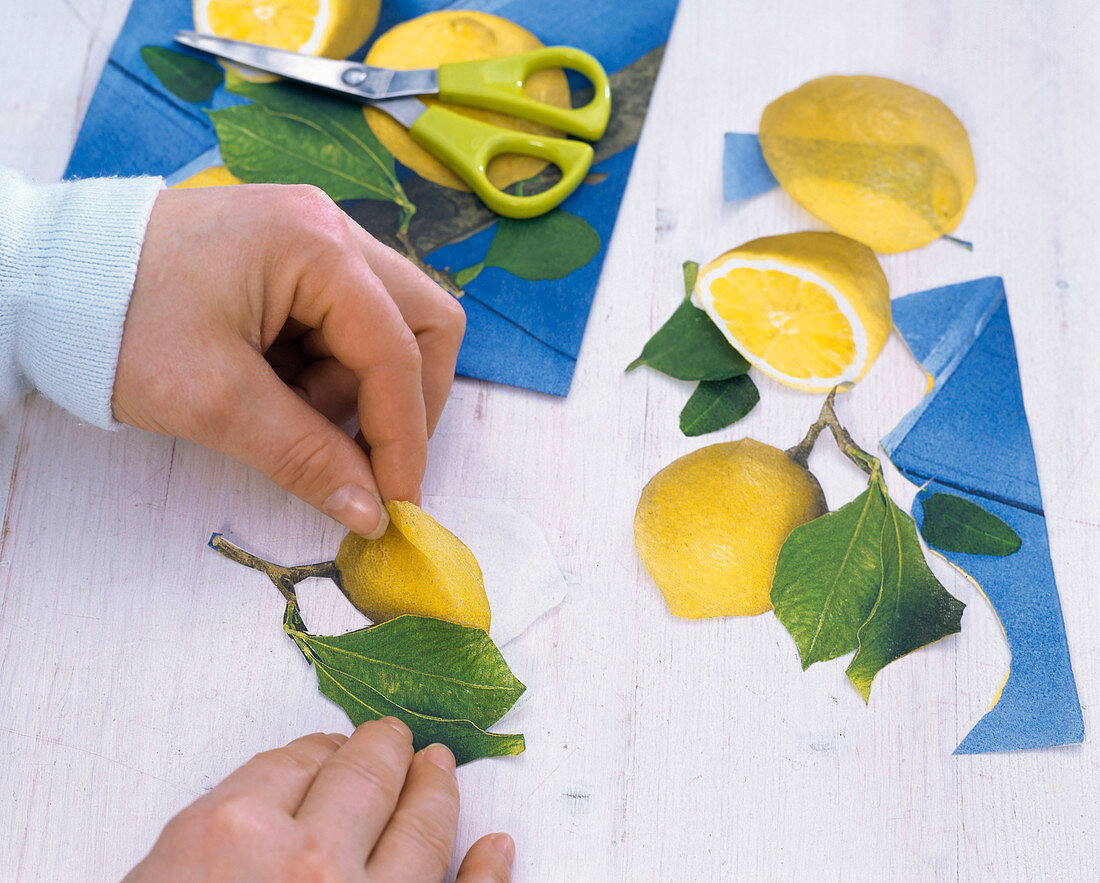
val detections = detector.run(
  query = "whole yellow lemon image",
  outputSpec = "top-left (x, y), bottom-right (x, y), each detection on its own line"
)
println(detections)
top-left (759, 75), bottom-right (975, 253)
top-left (335, 500), bottom-right (491, 631)
top-left (634, 439), bottom-right (828, 618)
top-left (363, 10), bottom-right (571, 190)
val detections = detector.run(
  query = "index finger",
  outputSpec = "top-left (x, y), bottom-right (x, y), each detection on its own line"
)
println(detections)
top-left (343, 219), bottom-right (465, 437)
top-left (291, 242), bottom-right (428, 504)
top-left (295, 717), bottom-right (415, 862)
top-left (209, 732), bottom-right (347, 816)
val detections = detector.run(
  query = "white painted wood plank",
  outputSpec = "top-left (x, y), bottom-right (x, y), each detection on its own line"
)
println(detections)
top-left (1, 0), bottom-right (1098, 880)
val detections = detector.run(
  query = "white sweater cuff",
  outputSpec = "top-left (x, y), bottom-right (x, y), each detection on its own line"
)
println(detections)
top-left (0, 169), bottom-right (164, 429)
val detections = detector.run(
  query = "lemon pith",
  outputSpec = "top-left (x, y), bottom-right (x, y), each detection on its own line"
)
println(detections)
top-left (695, 232), bottom-right (890, 392)
top-left (634, 440), bottom-right (828, 618)
top-left (335, 501), bottom-right (491, 632)
top-left (362, 11), bottom-right (571, 190)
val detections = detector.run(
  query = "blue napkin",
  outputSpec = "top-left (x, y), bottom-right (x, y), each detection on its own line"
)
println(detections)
top-left (722, 132), bottom-right (778, 201)
top-left (883, 277), bottom-right (1084, 754)
top-left (67, 0), bottom-right (680, 396)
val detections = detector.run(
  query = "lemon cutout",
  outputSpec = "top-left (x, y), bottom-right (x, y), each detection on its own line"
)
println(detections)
top-left (635, 440), bottom-right (828, 618)
top-left (194, 0), bottom-right (380, 82)
top-left (759, 75), bottom-right (975, 253)
top-left (694, 232), bottom-right (891, 392)
top-left (334, 501), bottom-right (491, 632)
top-left (172, 165), bottom-right (243, 188)
top-left (362, 10), bottom-right (571, 191)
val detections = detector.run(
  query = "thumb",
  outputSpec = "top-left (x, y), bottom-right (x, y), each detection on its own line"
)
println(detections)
top-left (209, 347), bottom-right (390, 539)
top-left (455, 833), bottom-right (514, 883)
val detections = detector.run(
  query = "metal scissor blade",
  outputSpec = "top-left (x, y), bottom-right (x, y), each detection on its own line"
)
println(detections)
top-left (173, 31), bottom-right (439, 100)
top-left (367, 96), bottom-right (428, 128)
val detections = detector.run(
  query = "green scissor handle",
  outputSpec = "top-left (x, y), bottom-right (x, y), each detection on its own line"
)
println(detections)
top-left (408, 105), bottom-right (594, 219)
top-left (436, 47), bottom-right (612, 141)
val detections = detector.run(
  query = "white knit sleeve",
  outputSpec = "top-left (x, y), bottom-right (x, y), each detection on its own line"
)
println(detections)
top-left (0, 167), bottom-right (164, 429)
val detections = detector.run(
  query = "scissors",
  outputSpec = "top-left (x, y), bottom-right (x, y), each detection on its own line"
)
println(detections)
top-left (174, 30), bottom-right (612, 219)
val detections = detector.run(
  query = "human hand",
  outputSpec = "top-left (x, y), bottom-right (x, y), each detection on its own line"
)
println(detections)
top-left (124, 717), bottom-right (514, 882)
top-left (113, 185), bottom-right (466, 539)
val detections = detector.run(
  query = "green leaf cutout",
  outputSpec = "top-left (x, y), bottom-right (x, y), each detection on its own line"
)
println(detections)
top-left (313, 667), bottom-right (524, 766)
top-left (846, 495), bottom-right (966, 701)
top-left (292, 616), bottom-right (524, 728)
top-left (771, 471), bottom-right (966, 700)
top-left (627, 260), bottom-right (750, 381)
top-left (209, 76), bottom-right (405, 204)
top-left (287, 614), bottom-right (525, 766)
top-left (141, 46), bottom-right (224, 103)
top-left (679, 374), bottom-right (759, 436)
top-left (456, 210), bottom-right (601, 285)
top-left (919, 493), bottom-right (1021, 556)
top-left (226, 75), bottom-right (399, 189)
top-left (771, 479), bottom-right (890, 669)
top-left (681, 260), bottom-right (699, 293)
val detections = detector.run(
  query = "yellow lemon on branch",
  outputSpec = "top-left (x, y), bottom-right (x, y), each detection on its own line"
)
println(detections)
top-left (635, 439), bottom-right (828, 618)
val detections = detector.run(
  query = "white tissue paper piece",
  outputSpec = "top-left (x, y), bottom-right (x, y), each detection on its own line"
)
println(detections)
top-left (422, 496), bottom-right (568, 647)
top-left (422, 496), bottom-right (568, 724)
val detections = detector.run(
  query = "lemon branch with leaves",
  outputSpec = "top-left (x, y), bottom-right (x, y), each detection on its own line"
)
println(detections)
top-left (209, 504), bottom-right (524, 766)
top-left (770, 392), bottom-right (965, 699)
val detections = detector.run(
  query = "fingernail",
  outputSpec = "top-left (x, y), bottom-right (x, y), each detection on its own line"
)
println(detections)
top-left (323, 485), bottom-right (388, 539)
top-left (422, 743), bottom-right (455, 774)
top-left (489, 833), bottom-right (515, 865)
top-left (380, 717), bottom-right (411, 739)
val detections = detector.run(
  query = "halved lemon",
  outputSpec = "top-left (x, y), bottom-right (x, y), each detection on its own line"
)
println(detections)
top-left (362, 10), bottom-right (571, 191)
top-left (694, 232), bottom-right (891, 391)
top-left (194, 0), bottom-right (380, 59)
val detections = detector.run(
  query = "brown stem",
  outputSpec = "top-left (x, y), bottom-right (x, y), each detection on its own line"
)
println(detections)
top-left (785, 389), bottom-right (880, 476)
top-left (785, 388), bottom-right (836, 468)
top-left (209, 533), bottom-right (339, 604)
top-left (395, 227), bottom-right (465, 299)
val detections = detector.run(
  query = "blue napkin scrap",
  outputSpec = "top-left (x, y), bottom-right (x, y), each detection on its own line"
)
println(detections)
top-left (883, 277), bottom-right (1084, 754)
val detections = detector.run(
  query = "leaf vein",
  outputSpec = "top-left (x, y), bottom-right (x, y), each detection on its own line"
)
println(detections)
top-left (218, 118), bottom-right (395, 200)
top-left (804, 488), bottom-right (881, 660)
top-left (302, 635), bottom-right (519, 696)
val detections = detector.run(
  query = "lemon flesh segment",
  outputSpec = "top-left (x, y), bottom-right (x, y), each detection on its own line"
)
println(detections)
top-left (363, 10), bottom-right (571, 191)
top-left (759, 75), bottom-right (975, 253)
top-left (708, 269), bottom-right (856, 381)
top-left (194, 0), bottom-right (379, 61)
top-left (695, 231), bottom-right (891, 392)
top-left (634, 439), bottom-right (828, 618)
top-left (202, 0), bottom-right (319, 50)
top-left (334, 501), bottom-right (491, 632)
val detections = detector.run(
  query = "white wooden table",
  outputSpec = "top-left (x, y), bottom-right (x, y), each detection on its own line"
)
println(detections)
top-left (2, 2), bottom-right (1098, 879)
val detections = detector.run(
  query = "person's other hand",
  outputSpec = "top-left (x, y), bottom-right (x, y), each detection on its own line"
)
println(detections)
top-left (113, 185), bottom-right (466, 539)
top-left (124, 717), bottom-right (515, 882)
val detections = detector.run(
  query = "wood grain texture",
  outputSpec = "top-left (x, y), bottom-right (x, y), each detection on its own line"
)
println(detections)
top-left (1, 0), bottom-right (1098, 879)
